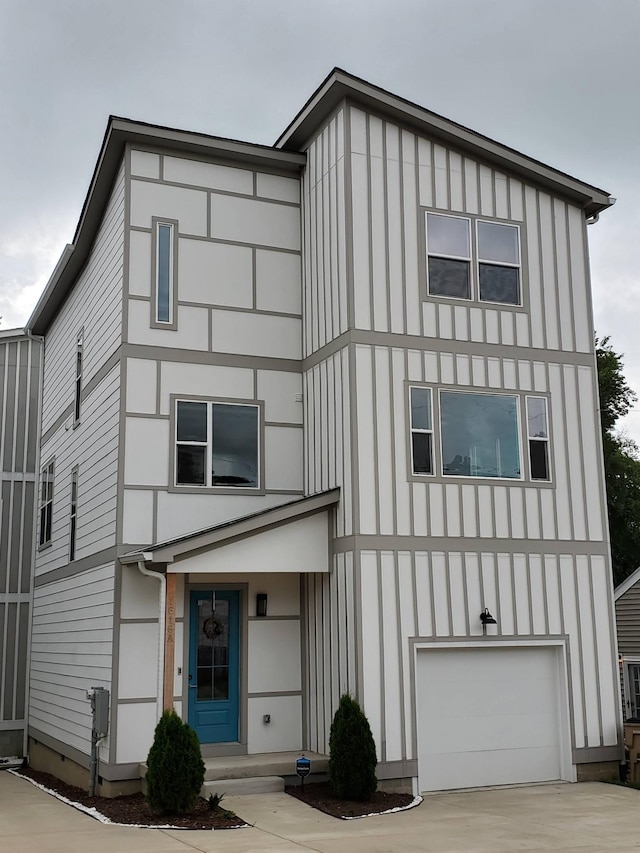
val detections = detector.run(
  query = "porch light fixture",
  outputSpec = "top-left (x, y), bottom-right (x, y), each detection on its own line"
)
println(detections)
top-left (256, 593), bottom-right (268, 618)
top-left (480, 607), bottom-right (497, 635)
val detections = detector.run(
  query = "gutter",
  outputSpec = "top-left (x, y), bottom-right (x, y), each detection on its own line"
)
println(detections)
top-left (135, 558), bottom-right (165, 722)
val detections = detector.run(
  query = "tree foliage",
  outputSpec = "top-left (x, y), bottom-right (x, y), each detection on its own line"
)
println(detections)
top-left (328, 694), bottom-right (377, 801)
top-left (145, 709), bottom-right (205, 814)
top-left (596, 336), bottom-right (640, 586)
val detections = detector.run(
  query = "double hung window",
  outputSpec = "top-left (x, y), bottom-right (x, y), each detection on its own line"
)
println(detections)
top-left (410, 387), bottom-right (434, 475)
top-left (426, 213), bottom-right (521, 306)
top-left (39, 460), bottom-right (54, 547)
top-left (526, 396), bottom-right (550, 481)
top-left (175, 400), bottom-right (259, 489)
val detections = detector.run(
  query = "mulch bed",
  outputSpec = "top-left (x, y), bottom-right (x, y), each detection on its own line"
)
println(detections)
top-left (285, 780), bottom-right (419, 819)
top-left (12, 767), bottom-right (246, 830)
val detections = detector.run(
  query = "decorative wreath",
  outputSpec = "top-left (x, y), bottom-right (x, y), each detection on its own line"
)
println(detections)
top-left (203, 617), bottom-right (224, 640)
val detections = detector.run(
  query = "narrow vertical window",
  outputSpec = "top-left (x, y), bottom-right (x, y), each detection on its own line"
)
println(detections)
top-left (156, 222), bottom-right (173, 323)
top-left (69, 468), bottom-right (78, 561)
top-left (39, 460), bottom-right (55, 547)
top-left (410, 387), bottom-right (434, 475)
top-left (74, 331), bottom-right (83, 423)
top-left (527, 396), bottom-right (550, 481)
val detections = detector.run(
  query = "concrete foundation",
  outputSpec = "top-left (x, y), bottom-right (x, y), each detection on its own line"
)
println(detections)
top-left (576, 760), bottom-right (620, 782)
top-left (28, 738), bottom-right (141, 797)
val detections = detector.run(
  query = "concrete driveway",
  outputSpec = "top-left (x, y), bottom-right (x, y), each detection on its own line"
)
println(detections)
top-left (1, 771), bottom-right (639, 852)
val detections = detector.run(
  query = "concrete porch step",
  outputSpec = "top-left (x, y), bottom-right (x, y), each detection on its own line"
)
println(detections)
top-left (201, 750), bottom-right (328, 782)
top-left (201, 775), bottom-right (284, 798)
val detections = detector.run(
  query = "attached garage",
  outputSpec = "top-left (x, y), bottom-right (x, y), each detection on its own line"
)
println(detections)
top-left (416, 644), bottom-right (572, 792)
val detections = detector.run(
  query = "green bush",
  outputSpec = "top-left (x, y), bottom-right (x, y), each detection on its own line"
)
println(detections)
top-left (328, 694), bottom-right (377, 800)
top-left (145, 709), bottom-right (205, 814)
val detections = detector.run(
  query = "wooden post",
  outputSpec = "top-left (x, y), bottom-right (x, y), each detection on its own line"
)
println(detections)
top-left (164, 572), bottom-right (177, 711)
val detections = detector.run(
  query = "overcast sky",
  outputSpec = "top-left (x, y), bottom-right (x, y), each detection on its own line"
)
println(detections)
top-left (2, 0), bottom-right (639, 436)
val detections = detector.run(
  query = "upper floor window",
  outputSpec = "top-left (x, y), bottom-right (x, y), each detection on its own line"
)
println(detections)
top-left (74, 331), bottom-right (83, 424)
top-left (153, 220), bottom-right (177, 327)
top-left (410, 387), bottom-right (434, 475)
top-left (175, 399), bottom-right (260, 489)
top-left (69, 467), bottom-right (78, 561)
top-left (526, 396), bottom-right (550, 481)
top-left (39, 460), bottom-right (55, 547)
top-left (426, 212), bottom-right (521, 306)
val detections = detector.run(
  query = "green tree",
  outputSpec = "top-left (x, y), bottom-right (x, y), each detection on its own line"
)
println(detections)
top-left (596, 336), bottom-right (640, 586)
top-left (145, 709), bottom-right (205, 814)
top-left (328, 694), bottom-right (377, 801)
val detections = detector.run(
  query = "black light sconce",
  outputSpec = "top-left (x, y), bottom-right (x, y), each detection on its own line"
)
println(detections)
top-left (480, 607), bottom-right (497, 635)
top-left (256, 593), bottom-right (268, 618)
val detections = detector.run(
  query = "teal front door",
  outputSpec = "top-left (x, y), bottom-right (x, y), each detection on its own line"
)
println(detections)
top-left (188, 590), bottom-right (240, 743)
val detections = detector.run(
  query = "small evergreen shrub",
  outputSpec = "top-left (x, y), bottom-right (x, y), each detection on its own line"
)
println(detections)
top-left (145, 709), bottom-right (205, 814)
top-left (328, 693), bottom-right (377, 801)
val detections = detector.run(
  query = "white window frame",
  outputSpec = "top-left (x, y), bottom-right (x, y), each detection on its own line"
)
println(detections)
top-left (74, 330), bottom-right (83, 425)
top-left (526, 395), bottom-right (551, 482)
top-left (154, 220), bottom-right (175, 326)
top-left (409, 386), bottom-right (435, 477)
top-left (622, 658), bottom-right (640, 720)
top-left (437, 388), bottom-right (524, 481)
top-left (69, 467), bottom-right (78, 561)
top-left (425, 211), bottom-right (522, 307)
top-left (174, 399), bottom-right (261, 491)
top-left (39, 459), bottom-right (55, 548)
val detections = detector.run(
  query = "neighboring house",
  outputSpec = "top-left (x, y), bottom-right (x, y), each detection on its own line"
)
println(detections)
top-left (25, 69), bottom-right (622, 795)
top-left (0, 329), bottom-right (41, 759)
top-left (615, 567), bottom-right (640, 720)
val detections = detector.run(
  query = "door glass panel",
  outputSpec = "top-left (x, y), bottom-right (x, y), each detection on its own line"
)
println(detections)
top-left (196, 595), bottom-right (230, 703)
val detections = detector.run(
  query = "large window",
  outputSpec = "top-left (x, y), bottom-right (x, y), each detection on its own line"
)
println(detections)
top-left (440, 391), bottom-right (521, 479)
top-left (426, 212), bottom-right (521, 306)
top-left (39, 460), bottom-right (54, 547)
top-left (175, 400), bottom-right (259, 489)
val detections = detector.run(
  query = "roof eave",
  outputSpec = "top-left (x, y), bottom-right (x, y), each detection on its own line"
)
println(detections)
top-left (276, 68), bottom-right (613, 218)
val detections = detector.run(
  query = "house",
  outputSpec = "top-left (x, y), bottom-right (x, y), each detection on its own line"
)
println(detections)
top-left (0, 329), bottom-right (41, 760)
top-left (614, 568), bottom-right (640, 720)
top-left (25, 69), bottom-right (622, 795)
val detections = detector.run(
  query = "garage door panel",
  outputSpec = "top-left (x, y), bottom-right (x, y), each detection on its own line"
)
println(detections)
top-left (417, 646), bottom-right (564, 792)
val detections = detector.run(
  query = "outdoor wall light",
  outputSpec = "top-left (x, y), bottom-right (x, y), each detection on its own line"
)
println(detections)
top-left (256, 593), bottom-right (268, 618)
top-left (480, 607), bottom-right (497, 634)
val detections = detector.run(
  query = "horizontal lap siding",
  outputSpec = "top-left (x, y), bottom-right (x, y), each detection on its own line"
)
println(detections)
top-left (36, 367), bottom-right (119, 575)
top-left (29, 564), bottom-right (114, 757)
top-left (41, 162), bottom-right (124, 435)
top-left (348, 107), bottom-right (591, 354)
top-left (616, 584), bottom-right (640, 657)
top-left (358, 550), bottom-right (618, 763)
top-left (353, 343), bottom-right (605, 544)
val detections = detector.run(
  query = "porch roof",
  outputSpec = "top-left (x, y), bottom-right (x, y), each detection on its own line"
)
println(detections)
top-left (119, 488), bottom-right (340, 566)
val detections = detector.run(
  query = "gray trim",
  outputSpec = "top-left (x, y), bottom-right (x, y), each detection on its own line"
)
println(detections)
top-left (118, 617), bottom-right (159, 624)
top-left (332, 535), bottom-right (609, 557)
top-left (132, 173), bottom-right (300, 209)
top-left (109, 554), bottom-right (123, 764)
top-left (116, 697), bottom-right (157, 704)
top-left (167, 393), bottom-right (266, 496)
top-left (376, 759), bottom-right (418, 780)
top-left (276, 71), bottom-right (611, 217)
top-left (572, 745), bottom-right (623, 764)
top-left (29, 728), bottom-right (142, 780)
top-left (150, 217), bottom-right (179, 331)
top-left (247, 690), bottom-right (302, 698)
top-left (302, 328), bottom-right (597, 374)
top-left (130, 226), bottom-right (302, 256)
top-left (176, 302), bottom-right (301, 321)
top-left (40, 349), bottom-right (122, 447)
top-left (34, 547), bottom-right (118, 586)
top-left (247, 615), bottom-right (300, 622)
top-left (0, 472), bottom-right (36, 482)
top-left (123, 342), bottom-right (302, 374)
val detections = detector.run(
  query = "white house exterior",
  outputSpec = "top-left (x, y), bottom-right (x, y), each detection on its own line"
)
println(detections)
top-left (26, 69), bottom-right (622, 795)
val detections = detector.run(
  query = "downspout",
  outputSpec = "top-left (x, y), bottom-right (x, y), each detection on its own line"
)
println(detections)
top-left (136, 559), bottom-right (165, 722)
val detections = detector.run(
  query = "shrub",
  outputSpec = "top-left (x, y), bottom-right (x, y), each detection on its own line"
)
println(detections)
top-left (328, 693), bottom-right (377, 800)
top-left (145, 709), bottom-right (205, 814)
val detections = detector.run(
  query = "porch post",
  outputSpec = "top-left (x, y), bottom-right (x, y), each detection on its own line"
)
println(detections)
top-left (163, 572), bottom-right (177, 711)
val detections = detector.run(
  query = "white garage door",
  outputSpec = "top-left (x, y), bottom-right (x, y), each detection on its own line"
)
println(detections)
top-left (417, 646), bottom-right (564, 792)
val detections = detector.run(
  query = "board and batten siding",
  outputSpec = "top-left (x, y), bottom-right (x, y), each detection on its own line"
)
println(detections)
top-left (29, 564), bottom-right (114, 760)
top-left (41, 161), bottom-right (125, 437)
top-left (616, 583), bottom-right (640, 658)
top-left (347, 106), bottom-right (593, 353)
top-left (36, 366), bottom-right (120, 576)
top-left (0, 333), bottom-right (41, 756)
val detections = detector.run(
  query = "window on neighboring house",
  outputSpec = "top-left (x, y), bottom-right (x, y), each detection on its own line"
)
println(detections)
top-left (426, 212), bottom-right (521, 306)
top-left (39, 460), bottom-right (54, 547)
top-left (74, 331), bottom-right (83, 423)
top-left (155, 221), bottom-right (174, 324)
top-left (440, 390), bottom-right (521, 479)
top-left (410, 386), bottom-right (434, 475)
top-left (69, 468), bottom-right (78, 561)
top-left (526, 396), bottom-right (550, 481)
top-left (175, 400), bottom-right (259, 488)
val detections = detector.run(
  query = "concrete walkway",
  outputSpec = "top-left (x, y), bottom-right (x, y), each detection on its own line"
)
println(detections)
top-left (2, 771), bottom-right (640, 852)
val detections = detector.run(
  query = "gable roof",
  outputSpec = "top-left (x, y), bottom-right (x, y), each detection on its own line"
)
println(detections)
top-left (276, 68), bottom-right (613, 218)
top-left (119, 488), bottom-right (339, 565)
top-left (615, 566), bottom-right (640, 600)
